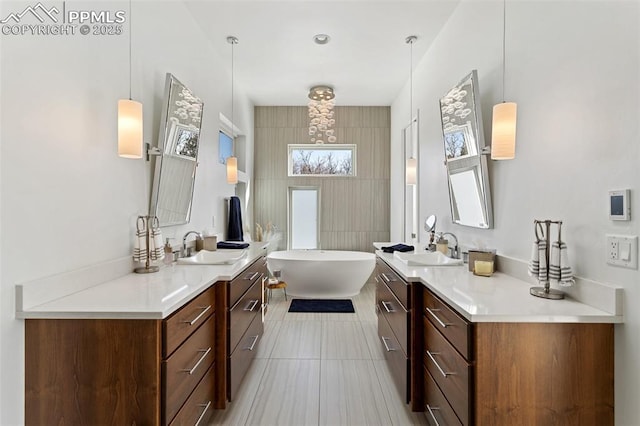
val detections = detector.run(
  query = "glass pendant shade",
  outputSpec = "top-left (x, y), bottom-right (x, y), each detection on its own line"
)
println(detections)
top-left (491, 102), bottom-right (517, 160)
top-left (118, 99), bottom-right (143, 158)
top-left (226, 156), bottom-right (238, 184)
top-left (406, 157), bottom-right (417, 185)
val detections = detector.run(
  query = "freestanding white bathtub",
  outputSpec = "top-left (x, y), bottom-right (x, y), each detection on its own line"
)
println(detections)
top-left (266, 250), bottom-right (376, 298)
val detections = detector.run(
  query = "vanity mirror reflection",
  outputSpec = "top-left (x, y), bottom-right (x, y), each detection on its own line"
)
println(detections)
top-left (439, 70), bottom-right (493, 228)
top-left (150, 73), bottom-right (204, 226)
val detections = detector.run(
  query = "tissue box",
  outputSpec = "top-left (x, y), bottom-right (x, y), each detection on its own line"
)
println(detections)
top-left (468, 249), bottom-right (496, 272)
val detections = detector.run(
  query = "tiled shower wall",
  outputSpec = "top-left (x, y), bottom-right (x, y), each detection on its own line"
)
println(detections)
top-left (254, 106), bottom-right (390, 252)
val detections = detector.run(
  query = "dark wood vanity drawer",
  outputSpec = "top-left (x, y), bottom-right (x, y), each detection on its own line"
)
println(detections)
top-left (169, 363), bottom-right (215, 426)
top-left (424, 288), bottom-right (471, 359)
top-left (164, 286), bottom-right (215, 358)
top-left (376, 258), bottom-right (409, 308)
top-left (424, 368), bottom-right (463, 426)
top-left (229, 277), bottom-right (263, 353)
top-left (163, 314), bottom-right (215, 424)
top-left (424, 317), bottom-right (471, 425)
top-left (229, 312), bottom-right (263, 401)
top-left (377, 280), bottom-right (409, 355)
top-left (378, 312), bottom-right (410, 403)
top-left (229, 257), bottom-right (266, 307)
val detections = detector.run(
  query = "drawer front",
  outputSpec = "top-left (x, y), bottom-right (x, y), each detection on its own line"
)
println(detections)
top-left (229, 278), bottom-right (263, 353)
top-left (229, 257), bottom-right (266, 307)
top-left (424, 318), bottom-right (471, 425)
top-left (377, 280), bottom-right (409, 355)
top-left (164, 286), bottom-right (215, 358)
top-left (378, 313), bottom-right (409, 403)
top-left (424, 368), bottom-right (463, 426)
top-left (169, 364), bottom-right (215, 426)
top-left (229, 313), bottom-right (264, 401)
top-left (164, 314), bottom-right (215, 424)
top-left (423, 289), bottom-right (471, 359)
top-left (376, 259), bottom-right (409, 308)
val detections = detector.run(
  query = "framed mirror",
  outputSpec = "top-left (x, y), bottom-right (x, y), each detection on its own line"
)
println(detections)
top-left (150, 73), bottom-right (204, 226)
top-left (438, 70), bottom-right (493, 229)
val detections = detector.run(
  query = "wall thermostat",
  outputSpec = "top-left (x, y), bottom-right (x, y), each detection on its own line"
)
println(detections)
top-left (609, 189), bottom-right (630, 221)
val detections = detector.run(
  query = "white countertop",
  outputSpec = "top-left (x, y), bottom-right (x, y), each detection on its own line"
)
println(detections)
top-left (16, 243), bottom-right (268, 320)
top-left (375, 249), bottom-right (623, 324)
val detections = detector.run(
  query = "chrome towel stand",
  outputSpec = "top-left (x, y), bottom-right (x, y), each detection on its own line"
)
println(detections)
top-left (530, 219), bottom-right (564, 300)
top-left (134, 215), bottom-right (161, 274)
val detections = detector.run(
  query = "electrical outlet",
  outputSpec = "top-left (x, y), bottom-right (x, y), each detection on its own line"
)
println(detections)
top-left (606, 235), bottom-right (638, 269)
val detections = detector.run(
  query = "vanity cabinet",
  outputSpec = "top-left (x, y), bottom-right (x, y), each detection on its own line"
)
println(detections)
top-left (226, 256), bottom-right (268, 401)
top-left (25, 285), bottom-right (218, 426)
top-left (375, 258), bottom-right (411, 404)
top-left (419, 286), bottom-right (615, 426)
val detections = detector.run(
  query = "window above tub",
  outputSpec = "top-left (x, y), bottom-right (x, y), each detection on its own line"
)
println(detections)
top-left (287, 144), bottom-right (356, 177)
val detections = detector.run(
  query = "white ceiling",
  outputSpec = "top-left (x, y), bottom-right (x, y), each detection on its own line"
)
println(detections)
top-left (184, 1), bottom-right (460, 106)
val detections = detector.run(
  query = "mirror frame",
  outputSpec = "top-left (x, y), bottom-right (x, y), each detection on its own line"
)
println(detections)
top-left (150, 73), bottom-right (204, 227)
top-left (439, 70), bottom-right (493, 229)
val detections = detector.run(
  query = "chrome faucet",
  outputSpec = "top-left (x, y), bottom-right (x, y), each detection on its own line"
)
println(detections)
top-left (182, 231), bottom-right (203, 257)
top-left (441, 232), bottom-right (459, 259)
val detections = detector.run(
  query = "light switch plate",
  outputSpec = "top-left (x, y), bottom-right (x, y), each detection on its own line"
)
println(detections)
top-left (606, 234), bottom-right (638, 269)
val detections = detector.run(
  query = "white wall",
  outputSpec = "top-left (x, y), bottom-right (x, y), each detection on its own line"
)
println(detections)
top-left (391, 1), bottom-right (639, 424)
top-left (0, 1), bottom-right (253, 424)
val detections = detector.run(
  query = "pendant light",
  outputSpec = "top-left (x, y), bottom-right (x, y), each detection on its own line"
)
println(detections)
top-left (226, 36), bottom-right (239, 184)
top-left (491, 0), bottom-right (517, 160)
top-left (406, 35), bottom-right (418, 185)
top-left (118, 0), bottom-right (143, 159)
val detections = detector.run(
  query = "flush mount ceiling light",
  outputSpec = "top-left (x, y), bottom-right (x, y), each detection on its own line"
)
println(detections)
top-left (491, 0), bottom-right (517, 160)
top-left (308, 86), bottom-right (336, 144)
top-left (313, 34), bottom-right (331, 45)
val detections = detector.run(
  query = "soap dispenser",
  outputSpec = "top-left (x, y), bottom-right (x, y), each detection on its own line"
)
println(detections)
top-left (163, 238), bottom-right (174, 266)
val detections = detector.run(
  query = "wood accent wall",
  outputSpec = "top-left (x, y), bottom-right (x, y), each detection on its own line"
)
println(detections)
top-left (254, 106), bottom-right (390, 252)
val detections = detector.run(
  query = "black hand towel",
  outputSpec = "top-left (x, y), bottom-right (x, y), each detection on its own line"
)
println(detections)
top-left (381, 243), bottom-right (415, 253)
top-left (227, 196), bottom-right (244, 241)
top-left (217, 241), bottom-right (250, 250)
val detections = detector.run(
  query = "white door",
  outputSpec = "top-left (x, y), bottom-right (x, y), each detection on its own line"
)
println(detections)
top-left (288, 187), bottom-right (319, 249)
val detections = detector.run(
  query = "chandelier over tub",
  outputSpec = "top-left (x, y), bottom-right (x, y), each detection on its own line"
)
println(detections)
top-left (308, 85), bottom-right (336, 144)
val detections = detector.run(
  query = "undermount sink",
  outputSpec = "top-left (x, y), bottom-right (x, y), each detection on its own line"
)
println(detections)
top-left (393, 251), bottom-right (463, 266)
top-left (177, 249), bottom-right (247, 265)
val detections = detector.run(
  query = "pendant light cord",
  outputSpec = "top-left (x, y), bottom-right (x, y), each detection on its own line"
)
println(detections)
top-left (409, 38), bottom-right (413, 124)
top-left (231, 39), bottom-right (234, 136)
top-left (502, 0), bottom-right (506, 103)
top-left (128, 0), bottom-right (132, 100)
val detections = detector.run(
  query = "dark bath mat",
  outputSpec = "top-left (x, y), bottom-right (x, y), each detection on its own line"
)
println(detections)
top-left (288, 299), bottom-right (355, 313)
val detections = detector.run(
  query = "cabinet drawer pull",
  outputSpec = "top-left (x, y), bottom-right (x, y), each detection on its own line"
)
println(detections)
top-left (244, 271), bottom-right (259, 281)
top-left (194, 401), bottom-right (212, 426)
top-left (244, 299), bottom-right (260, 312)
top-left (245, 335), bottom-right (259, 351)
top-left (381, 300), bottom-right (395, 313)
top-left (181, 305), bottom-right (212, 326)
top-left (425, 307), bottom-right (450, 329)
top-left (380, 336), bottom-right (396, 352)
top-left (426, 404), bottom-right (441, 426)
top-left (426, 350), bottom-right (454, 378)
top-left (380, 273), bottom-right (396, 283)
top-left (180, 347), bottom-right (212, 375)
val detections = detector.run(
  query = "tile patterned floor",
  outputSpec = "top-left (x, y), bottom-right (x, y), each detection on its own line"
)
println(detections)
top-left (209, 283), bottom-right (428, 426)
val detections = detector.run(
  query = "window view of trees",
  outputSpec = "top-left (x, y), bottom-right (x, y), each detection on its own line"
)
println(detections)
top-left (290, 148), bottom-right (354, 176)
